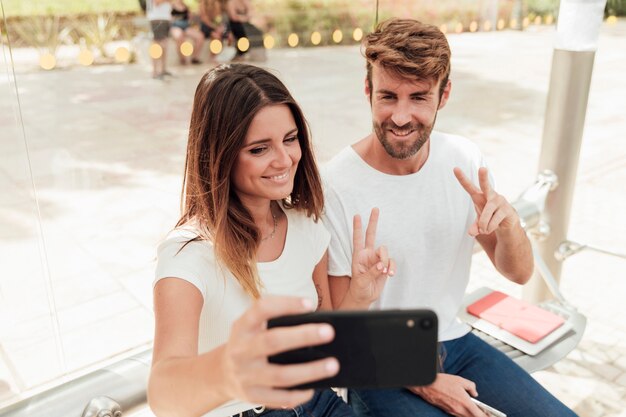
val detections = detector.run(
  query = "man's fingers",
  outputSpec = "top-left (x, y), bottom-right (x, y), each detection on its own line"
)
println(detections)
top-left (453, 167), bottom-right (481, 195)
top-left (468, 221), bottom-right (479, 237)
top-left (478, 200), bottom-right (498, 234)
top-left (478, 167), bottom-right (495, 198)
top-left (375, 245), bottom-right (389, 274)
top-left (486, 210), bottom-right (507, 234)
top-left (257, 323), bottom-right (335, 357)
top-left (462, 378), bottom-right (478, 397)
top-left (387, 258), bottom-right (396, 276)
top-left (352, 214), bottom-right (364, 253)
top-left (364, 207), bottom-right (380, 248)
top-left (239, 296), bottom-right (315, 330)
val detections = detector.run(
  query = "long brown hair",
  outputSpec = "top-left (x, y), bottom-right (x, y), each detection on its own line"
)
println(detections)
top-left (178, 64), bottom-right (324, 298)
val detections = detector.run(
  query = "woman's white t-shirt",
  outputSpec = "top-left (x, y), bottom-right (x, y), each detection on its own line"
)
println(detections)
top-left (154, 207), bottom-right (330, 417)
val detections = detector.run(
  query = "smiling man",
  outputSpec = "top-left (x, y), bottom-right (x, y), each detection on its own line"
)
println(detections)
top-left (322, 18), bottom-right (577, 417)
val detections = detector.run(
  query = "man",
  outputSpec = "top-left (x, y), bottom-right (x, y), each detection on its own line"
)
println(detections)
top-left (322, 18), bottom-right (577, 417)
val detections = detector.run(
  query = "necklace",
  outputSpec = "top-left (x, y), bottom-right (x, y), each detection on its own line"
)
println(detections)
top-left (260, 207), bottom-right (278, 242)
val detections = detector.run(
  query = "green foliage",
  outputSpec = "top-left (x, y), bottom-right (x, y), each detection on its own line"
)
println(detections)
top-left (73, 14), bottom-right (122, 58)
top-left (606, 0), bottom-right (626, 16)
top-left (526, 0), bottom-right (559, 16)
top-left (7, 15), bottom-right (73, 53)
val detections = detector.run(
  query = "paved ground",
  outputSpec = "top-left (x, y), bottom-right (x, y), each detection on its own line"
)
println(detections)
top-left (1, 21), bottom-right (625, 416)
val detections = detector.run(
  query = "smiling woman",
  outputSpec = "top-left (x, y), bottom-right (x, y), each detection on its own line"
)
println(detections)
top-left (147, 63), bottom-right (391, 417)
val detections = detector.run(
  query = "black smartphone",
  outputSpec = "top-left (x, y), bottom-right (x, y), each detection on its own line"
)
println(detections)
top-left (268, 309), bottom-right (438, 389)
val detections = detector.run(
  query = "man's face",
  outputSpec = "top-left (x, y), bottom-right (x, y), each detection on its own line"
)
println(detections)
top-left (367, 64), bottom-right (450, 160)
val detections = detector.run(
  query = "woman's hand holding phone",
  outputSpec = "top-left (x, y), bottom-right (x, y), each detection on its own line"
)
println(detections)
top-left (218, 296), bottom-right (340, 408)
top-left (348, 207), bottom-right (395, 306)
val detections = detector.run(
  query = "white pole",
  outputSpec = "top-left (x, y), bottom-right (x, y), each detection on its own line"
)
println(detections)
top-left (524, 0), bottom-right (608, 302)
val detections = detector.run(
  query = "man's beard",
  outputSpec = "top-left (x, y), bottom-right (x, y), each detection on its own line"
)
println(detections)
top-left (373, 115), bottom-right (436, 160)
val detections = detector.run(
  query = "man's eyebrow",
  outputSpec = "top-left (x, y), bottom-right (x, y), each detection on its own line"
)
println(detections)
top-left (244, 128), bottom-right (298, 147)
top-left (376, 89), bottom-right (397, 96)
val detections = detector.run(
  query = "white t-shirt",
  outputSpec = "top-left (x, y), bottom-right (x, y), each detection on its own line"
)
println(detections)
top-left (154, 207), bottom-right (330, 417)
top-left (322, 131), bottom-right (487, 342)
top-left (147, 0), bottom-right (172, 20)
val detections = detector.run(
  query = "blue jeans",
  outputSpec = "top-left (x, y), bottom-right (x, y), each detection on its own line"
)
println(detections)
top-left (238, 389), bottom-right (356, 417)
top-left (350, 332), bottom-right (577, 417)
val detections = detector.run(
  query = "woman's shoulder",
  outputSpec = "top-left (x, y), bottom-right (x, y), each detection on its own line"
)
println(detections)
top-left (158, 225), bottom-right (213, 258)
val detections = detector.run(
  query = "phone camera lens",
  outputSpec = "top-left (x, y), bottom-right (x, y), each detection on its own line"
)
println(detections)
top-left (420, 318), bottom-right (433, 330)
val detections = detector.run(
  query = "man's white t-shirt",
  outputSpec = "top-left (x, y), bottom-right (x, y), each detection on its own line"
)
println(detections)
top-left (155, 207), bottom-right (330, 417)
top-left (322, 131), bottom-right (487, 342)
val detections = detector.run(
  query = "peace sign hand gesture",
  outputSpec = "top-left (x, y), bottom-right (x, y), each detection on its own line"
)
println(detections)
top-left (347, 208), bottom-right (395, 306)
top-left (453, 167), bottom-right (519, 237)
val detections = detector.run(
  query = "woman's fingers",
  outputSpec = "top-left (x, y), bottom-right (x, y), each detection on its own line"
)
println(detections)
top-left (259, 358), bottom-right (340, 390)
top-left (245, 386), bottom-right (315, 410)
top-left (352, 214), bottom-right (364, 253)
top-left (237, 296), bottom-right (315, 332)
top-left (375, 245), bottom-right (389, 274)
top-left (364, 207), bottom-right (380, 249)
top-left (257, 323), bottom-right (335, 357)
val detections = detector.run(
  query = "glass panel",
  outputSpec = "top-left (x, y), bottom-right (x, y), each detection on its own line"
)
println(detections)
top-left (0, 0), bottom-right (65, 404)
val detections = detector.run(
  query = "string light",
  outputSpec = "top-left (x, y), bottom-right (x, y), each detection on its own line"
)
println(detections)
top-left (149, 43), bottom-right (163, 59)
top-left (288, 33), bottom-right (299, 47)
top-left (237, 37), bottom-right (250, 52)
top-left (78, 50), bottom-right (94, 66)
top-left (353, 27), bottom-right (363, 41)
top-left (439, 24), bottom-right (447, 34)
top-left (497, 19), bottom-right (505, 30)
top-left (469, 21), bottom-right (478, 32)
top-left (40, 53), bottom-right (56, 70)
top-left (455, 22), bottom-right (463, 33)
top-left (483, 20), bottom-right (492, 31)
top-left (263, 35), bottom-right (275, 49)
top-left (310, 31), bottom-right (322, 45)
top-left (115, 47), bottom-right (130, 63)
top-left (180, 41), bottom-right (194, 56)
top-left (209, 39), bottom-right (222, 54)
top-left (332, 29), bottom-right (343, 43)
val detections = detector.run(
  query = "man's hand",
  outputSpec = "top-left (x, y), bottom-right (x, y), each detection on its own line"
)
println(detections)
top-left (348, 208), bottom-right (395, 305)
top-left (454, 167), bottom-right (519, 237)
top-left (408, 374), bottom-right (488, 417)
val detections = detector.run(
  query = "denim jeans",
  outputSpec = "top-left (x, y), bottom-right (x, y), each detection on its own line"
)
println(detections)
top-left (349, 332), bottom-right (578, 417)
top-left (237, 389), bottom-right (357, 417)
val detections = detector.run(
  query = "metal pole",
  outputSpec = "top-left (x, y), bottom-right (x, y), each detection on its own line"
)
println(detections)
top-left (524, 0), bottom-right (608, 303)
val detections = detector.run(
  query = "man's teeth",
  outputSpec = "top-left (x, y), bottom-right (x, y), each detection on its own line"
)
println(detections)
top-left (391, 129), bottom-right (414, 137)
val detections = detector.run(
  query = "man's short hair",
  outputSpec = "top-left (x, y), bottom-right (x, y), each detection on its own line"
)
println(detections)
top-left (364, 18), bottom-right (451, 99)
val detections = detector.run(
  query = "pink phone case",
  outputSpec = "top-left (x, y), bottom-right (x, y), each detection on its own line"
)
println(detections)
top-left (467, 291), bottom-right (565, 343)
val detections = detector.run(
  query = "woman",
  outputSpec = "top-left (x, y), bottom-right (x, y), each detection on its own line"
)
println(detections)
top-left (148, 64), bottom-right (394, 417)
top-left (170, 0), bottom-right (205, 64)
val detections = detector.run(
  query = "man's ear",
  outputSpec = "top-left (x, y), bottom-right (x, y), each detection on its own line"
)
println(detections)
top-left (364, 76), bottom-right (371, 103)
top-left (438, 79), bottom-right (452, 110)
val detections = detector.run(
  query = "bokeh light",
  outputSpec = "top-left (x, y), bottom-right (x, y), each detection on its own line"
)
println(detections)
top-left (353, 28), bottom-right (363, 41)
top-left (149, 43), bottom-right (163, 59)
top-left (439, 24), bottom-right (447, 34)
top-left (288, 33), bottom-right (299, 47)
top-left (332, 29), bottom-right (343, 43)
top-left (40, 53), bottom-right (56, 70)
top-left (311, 31), bottom-right (322, 45)
top-left (237, 37), bottom-right (250, 52)
top-left (497, 19), bottom-right (505, 30)
top-left (469, 21), bottom-right (478, 32)
top-left (455, 22), bottom-right (463, 33)
top-left (115, 47), bottom-right (131, 63)
top-left (483, 21), bottom-right (492, 31)
top-left (180, 41), bottom-right (194, 57)
top-left (263, 35), bottom-right (275, 49)
top-left (78, 50), bottom-right (94, 66)
top-left (210, 39), bottom-right (222, 54)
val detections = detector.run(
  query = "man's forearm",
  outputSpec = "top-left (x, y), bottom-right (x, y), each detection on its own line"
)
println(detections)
top-left (493, 223), bottom-right (533, 284)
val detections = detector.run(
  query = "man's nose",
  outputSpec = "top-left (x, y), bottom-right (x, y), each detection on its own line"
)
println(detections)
top-left (391, 101), bottom-right (412, 127)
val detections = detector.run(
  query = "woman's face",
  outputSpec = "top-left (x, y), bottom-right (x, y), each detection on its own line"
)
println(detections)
top-left (232, 104), bottom-right (302, 207)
